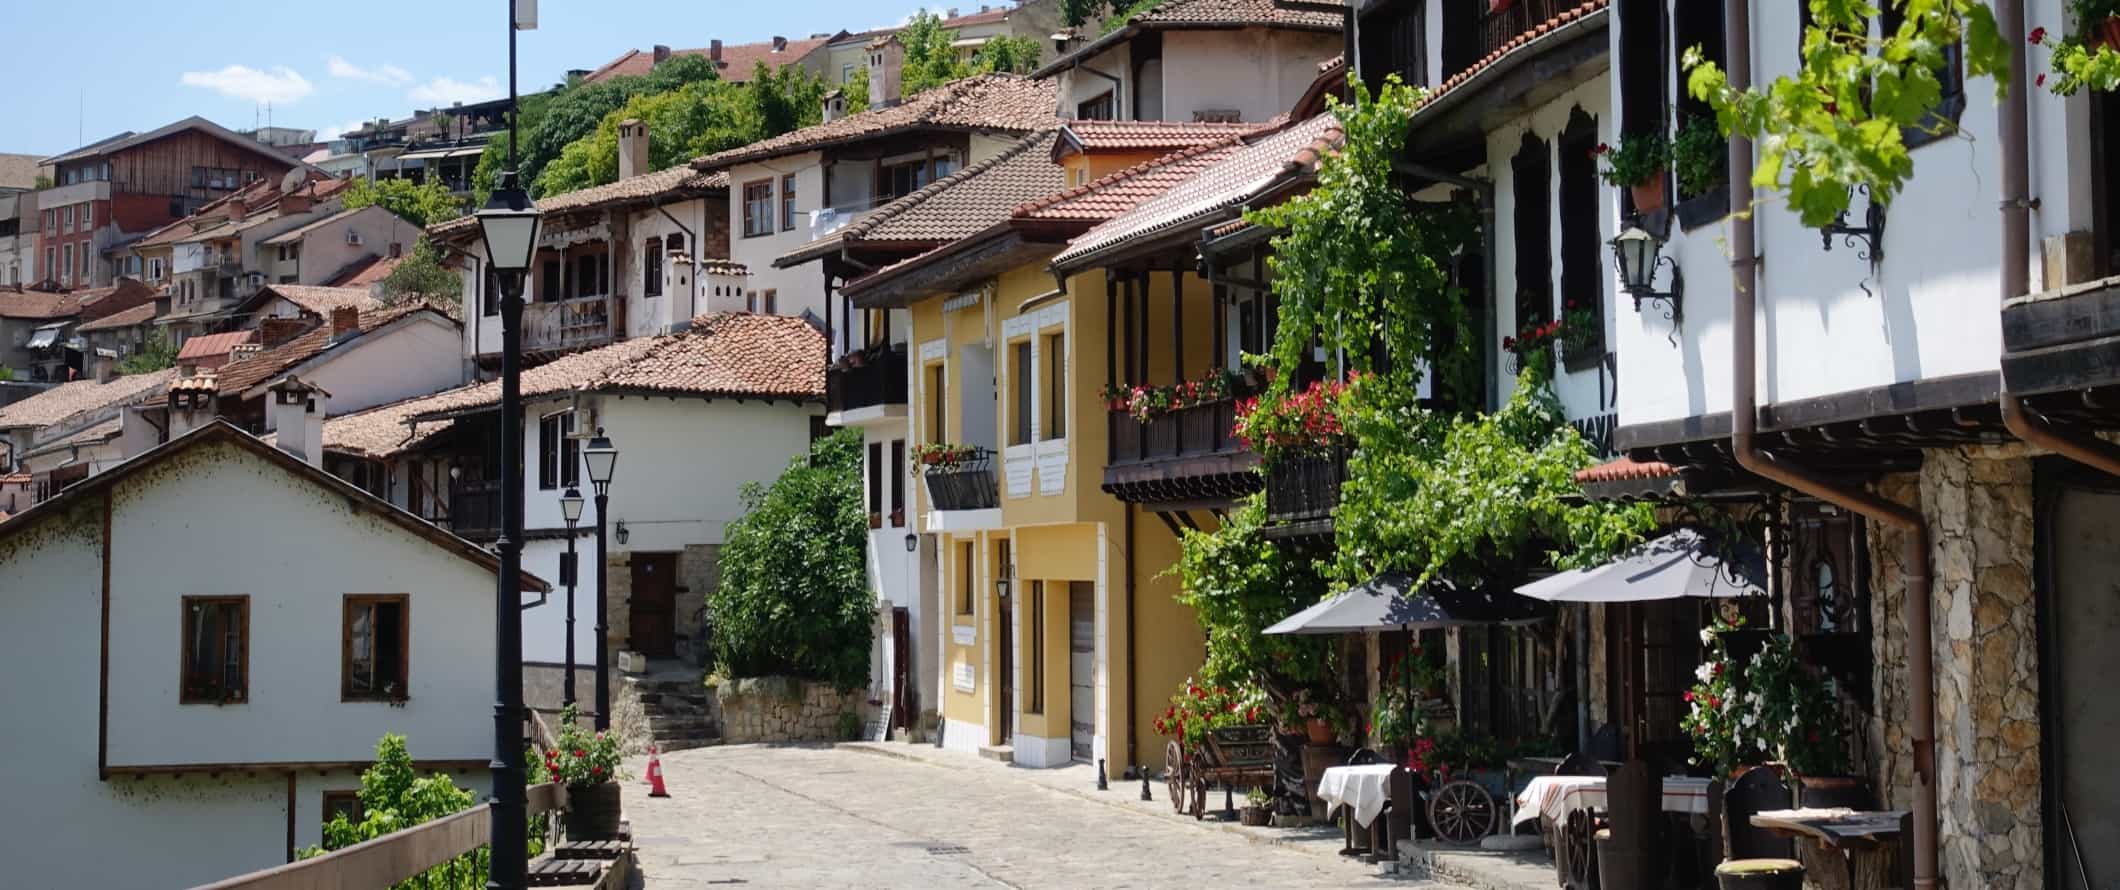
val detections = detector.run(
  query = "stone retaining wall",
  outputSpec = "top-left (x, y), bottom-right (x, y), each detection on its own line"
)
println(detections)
top-left (712, 675), bottom-right (865, 744)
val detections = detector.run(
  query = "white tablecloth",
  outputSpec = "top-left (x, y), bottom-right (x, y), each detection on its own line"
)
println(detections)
top-left (1317, 764), bottom-right (1399, 828)
top-left (1511, 775), bottom-right (1715, 827)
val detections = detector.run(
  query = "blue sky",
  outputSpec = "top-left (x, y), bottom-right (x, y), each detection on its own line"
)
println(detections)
top-left (0, 0), bottom-right (924, 157)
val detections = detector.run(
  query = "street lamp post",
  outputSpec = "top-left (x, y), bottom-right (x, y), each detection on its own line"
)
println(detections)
top-left (477, 4), bottom-right (540, 886)
top-left (560, 487), bottom-right (585, 707)
top-left (583, 432), bottom-right (619, 732)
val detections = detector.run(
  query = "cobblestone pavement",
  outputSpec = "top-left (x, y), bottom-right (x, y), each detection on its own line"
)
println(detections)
top-left (622, 743), bottom-right (1474, 890)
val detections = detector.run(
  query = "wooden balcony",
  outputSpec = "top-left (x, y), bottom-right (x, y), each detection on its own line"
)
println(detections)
top-left (1479, 0), bottom-right (1574, 61)
top-left (1101, 400), bottom-right (1261, 504)
top-left (1263, 448), bottom-right (1348, 537)
top-left (447, 478), bottom-right (503, 540)
top-left (827, 344), bottom-right (909, 417)
top-left (521, 296), bottom-right (613, 354)
top-left (922, 449), bottom-right (1000, 512)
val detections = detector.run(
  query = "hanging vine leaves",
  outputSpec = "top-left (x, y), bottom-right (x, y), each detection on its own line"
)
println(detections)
top-left (1684, 0), bottom-right (2008, 226)
top-left (1171, 494), bottom-right (1335, 694)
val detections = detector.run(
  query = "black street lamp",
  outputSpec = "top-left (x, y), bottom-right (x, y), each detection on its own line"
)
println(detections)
top-left (560, 486), bottom-right (585, 708)
top-left (583, 430), bottom-right (619, 732)
top-left (479, 4), bottom-right (539, 886)
top-left (1609, 224), bottom-right (1684, 326)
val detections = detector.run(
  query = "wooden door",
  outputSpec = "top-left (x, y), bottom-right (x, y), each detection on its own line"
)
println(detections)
top-left (890, 607), bottom-right (913, 736)
top-left (628, 553), bottom-right (678, 658)
top-left (997, 592), bottom-right (1014, 745)
top-left (2045, 477), bottom-right (2120, 890)
top-left (1069, 582), bottom-right (1095, 762)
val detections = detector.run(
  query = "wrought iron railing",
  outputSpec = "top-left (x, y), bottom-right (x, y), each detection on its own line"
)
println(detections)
top-left (1480, 0), bottom-right (1571, 61)
top-left (1107, 399), bottom-right (1243, 466)
top-left (921, 448), bottom-right (999, 511)
top-left (1264, 447), bottom-right (1348, 524)
top-left (447, 478), bottom-right (503, 539)
top-left (827, 345), bottom-right (909, 414)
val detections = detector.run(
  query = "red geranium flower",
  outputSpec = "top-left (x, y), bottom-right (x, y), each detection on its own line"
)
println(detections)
top-left (1594, 143), bottom-right (1610, 155)
top-left (2029, 26), bottom-right (2047, 43)
top-left (2037, 74), bottom-right (2048, 87)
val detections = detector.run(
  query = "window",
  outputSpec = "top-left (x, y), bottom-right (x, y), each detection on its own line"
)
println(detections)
top-left (927, 363), bottom-right (947, 442)
top-left (889, 439), bottom-right (905, 526)
top-left (61, 244), bottom-right (72, 285)
top-left (62, 206), bottom-right (73, 232)
top-left (882, 160), bottom-right (929, 200)
top-left (1043, 332), bottom-right (1065, 440)
top-left (1557, 108), bottom-right (1606, 369)
top-left (181, 596), bottom-right (249, 704)
top-left (958, 541), bottom-right (976, 615)
top-left (748, 288), bottom-right (777, 314)
top-left (1512, 132), bottom-right (1553, 333)
top-left (481, 266), bottom-right (499, 317)
top-left (933, 156), bottom-right (959, 179)
top-left (1076, 91), bottom-right (1116, 121)
top-left (80, 203), bottom-right (91, 231)
top-left (537, 412), bottom-right (579, 490)
top-left (781, 174), bottom-right (799, 232)
top-left (1877, 3), bottom-right (1964, 148)
top-left (540, 258), bottom-right (561, 303)
top-left (149, 257), bottom-right (162, 280)
top-left (842, 63), bottom-right (857, 83)
top-left (1026, 580), bottom-right (1045, 714)
top-left (78, 243), bottom-right (91, 279)
top-left (1010, 340), bottom-right (1033, 446)
top-left (342, 595), bottom-right (409, 701)
top-left (642, 237), bottom-right (664, 298)
top-left (322, 791), bottom-right (364, 828)
top-left (1441, 0), bottom-right (1482, 77)
top-left (42, 210), bottom-right (51, 233)
top-left (1617, 0), bottom-right (1667, 141)
top-left (867, 441), bottom-right (884, 521)
top-left (742, 181), bottom-right (773, 238)
top-left (45, 248), bottom-right (55, 282)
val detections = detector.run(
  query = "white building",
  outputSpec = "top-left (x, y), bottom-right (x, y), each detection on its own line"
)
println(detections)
top-left (1032, 0), bottom-right (1343, 124)
top-left (0, 420), bottom-right (540, 888)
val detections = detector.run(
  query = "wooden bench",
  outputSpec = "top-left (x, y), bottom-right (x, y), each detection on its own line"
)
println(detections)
top-left (1177, 725), bottom-right (1277, 820)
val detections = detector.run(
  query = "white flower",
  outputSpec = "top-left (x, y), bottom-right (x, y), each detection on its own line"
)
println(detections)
top-left (1742, 712), bottom-right (1757, 728)
top-left (1700, 628), bottom-right (1715, 645)
top-left (1696, 663), bottom-right (1715, 683)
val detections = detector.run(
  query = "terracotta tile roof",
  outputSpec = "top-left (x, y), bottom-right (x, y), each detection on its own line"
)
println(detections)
top-left (262, 206), bottom-right (398, 246)
top-left (430, 167), bottom-right (728, 241)
top-left (405, 312), bottom-right (823, 420)
top-left (176, 330), bottom-right (258, 363)
top-left (0, 154), bottom-right (40, 191)
top-left (259, 285), bottom-right (380, 316)
top-left (132, 175), bottom-right (349, 249)
top-left (320, 389), bottom-right (468, 459)
top-left (1052, 113), bottom-right (1343, 268)
top-left (74, 302), bottom-right (157, 333)
top-left (692, 75), bottom-right (1059, 172)
top-left (0, 288), bottom-right (81, 320)
top-left (324, 253), bottom-right (406, 288)
top-left (698, 259), bottom-right (749, 276)
top-left (0, 368), bottom-right (178, 431)
top-left (211, 302), bottom-right (446, 396)
top-left (75, 280), bottom-right (158, 325)
top-left (1318, 53), bottom-right (1345, 73)
top-left (842, 130), bottom-right (1067, 246)
top-left (1034, 0), bottom-right (1345, 77)
top-left (1419, 1), bottom-right (1606, 113)
top-left (584, 35), bottom-right (838, 84)
top-left (1015, 140), bottom-right (1243, 223)
top-left (1573, 456), bottom-right (1678, 484)
top-left (1054, 120), bottom-right (1261, 156)
top-left (22, 415), bottom-right (121, 460)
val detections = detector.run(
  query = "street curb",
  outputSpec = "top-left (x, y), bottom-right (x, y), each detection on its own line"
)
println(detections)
top-left (1397, 848), bottom-right (1553, 890)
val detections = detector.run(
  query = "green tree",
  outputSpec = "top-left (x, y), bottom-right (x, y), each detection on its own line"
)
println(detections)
top-left (379, 238), bottom-right (462, 305)
top-left (711, 428), bottom-right (873, 690)
top-left (899, 10), bottom-right (972, 95)
top-left (536, 80), bottom-right (768, 194)
top-left (513, 55), bottom-right (721, 196)
top-left (118, 333), bottom-right (177, 374)
top-left (972, 34), bottom-right (1046, 75)
top-left (342, 177), bottom-right (463, 228)
top-left (745, 59), bottom-right (830, 136)
top-left (298, 734), bottom-right (547, 888)
top-left (1173, 494), bottom-right (1336, 696)
top-left (839, 69), bottom-right (872, 113)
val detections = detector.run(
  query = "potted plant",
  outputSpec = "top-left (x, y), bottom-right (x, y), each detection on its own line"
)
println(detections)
top-left (1595, 132), bottom-right (1672, 212)
top-left (1503, 316), bottom-right (1562, 377)
top-left (546, 704), bottom-right (625, 841)
top-left (1672, 115), bottom-right (1729, 197)
top-left (1232, 372), bottom-right (1359, 463)
top-left (1241, 786), bottom-right (1274, 825)
top-left (1155, 679), bottom-right (1266, 753)
top-left (1558, 299), bottom-right (1601, 367)
top-left (1291, 690), bottom-right (1344, 746)
top-left (1681, 618), bottom-right (1856, 799)
top-left (2031, 8), bottom-right (2120, 95)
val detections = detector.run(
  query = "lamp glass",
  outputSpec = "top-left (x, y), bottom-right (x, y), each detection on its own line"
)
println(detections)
top-left (1610, 226), bottom-right (1659, 293)
top-left (582, 435), bottom-right (618, 487)
top-left (904, 533), bottom-right (917, 553)
top-left (476, 182), bottom-right (542, 273)
top-left (560, 487), bottom-right (585, 525)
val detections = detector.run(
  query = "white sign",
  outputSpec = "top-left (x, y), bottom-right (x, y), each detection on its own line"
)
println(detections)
top-left (513, 0), bottom-right (537, 30)
top-left (952, 624), bottom-right (977, 646)
top-left (953, 662), bottom-right (976, 692)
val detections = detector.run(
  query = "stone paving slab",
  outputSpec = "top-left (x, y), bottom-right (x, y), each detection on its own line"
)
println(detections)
top-left (621, 742), bottom-right (1479, 889)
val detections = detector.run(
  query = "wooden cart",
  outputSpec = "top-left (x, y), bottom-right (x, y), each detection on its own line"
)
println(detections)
top-left (1165, 725), bottom-right (1276, 820)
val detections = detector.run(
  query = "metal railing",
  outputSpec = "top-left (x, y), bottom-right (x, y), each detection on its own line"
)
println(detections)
top-left (921, 448), bottom-right (999, 511)
top-left (1107, 399), bottom-right (1243, 466)
top-left (827, 345), bottom-right (909, 414)
top-left (1264, 447), bottom-right (1349, 524)
top-left (1480, 0), bottom-right (1571, 60)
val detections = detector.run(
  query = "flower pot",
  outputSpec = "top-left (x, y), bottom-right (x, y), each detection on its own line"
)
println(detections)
top-left (1795, 775), bottom-right (1869, 809)
top-left (1715, 858), bottom-right (1805, 890)
top-left (564, 781), bottom-right (624, 841)
top-left (1630, 173), bottom-right (1668, 212)
top-left (1488, 0), bottom-right (1514, 11)
top-left (1240, 805), bottom-right (1273, 826)
top-left (1305, 717), bottom-right (1336, 746)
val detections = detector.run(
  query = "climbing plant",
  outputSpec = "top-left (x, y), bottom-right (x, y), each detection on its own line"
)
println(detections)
top-left (1683, 0), bottom-right (2009, 226)
top-left (1172, 494), bottom-right (1336, 695)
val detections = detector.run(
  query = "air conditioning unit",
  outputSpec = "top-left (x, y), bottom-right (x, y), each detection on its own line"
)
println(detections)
top-left (345, 230), bottom-right (364, 246)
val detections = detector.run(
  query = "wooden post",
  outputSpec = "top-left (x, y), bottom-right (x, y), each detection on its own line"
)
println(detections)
top-left (1106, 275), bottom-right (1118, 389)
top-left (1137, 269), bottom-right (1150, 457)
top-left (1171, 266), bottom-right (1184, 384)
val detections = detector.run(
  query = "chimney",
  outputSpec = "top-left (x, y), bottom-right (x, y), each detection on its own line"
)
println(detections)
top-left (166, 376), bottom-right (217, 438)
top-left (947, 8), bottom-right (959, 18)
top-left (388, 241), bottom-right (403, 259)
top-left (821, 90), bottom-right (847, 123)
top-left (330, 305), bottom-right (361, 340)
top-left (617, 119), bottom-right (650, 181)
top-left (92, 349), bottom-right (116, 384)
top-left (259, 317), bottom-right (309, 348)
top-left (868, 36), bottom-right (905, 110)
top-left (772, 35), bottom-right (788, 52)
top-left (653, 44), bottom-right (672, 64)
top-left (279, 191), bottom-right (313, 215)
top-left (265, 377), bottom-right (330, 467)
top-left (709, 40), bottom-right (723, 63)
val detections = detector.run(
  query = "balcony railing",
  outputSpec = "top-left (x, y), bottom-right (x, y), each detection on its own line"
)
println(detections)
top-left (828, 345), bottom-right (909, 415)
top-left (1264, 448), bottom-right (1348, 525)
top-left (922, 449), bottom-right (999, 511)
top-left (448, 478), bottom-right (502, 539)
top-left (1480, 0), bottom-right (1572, 60)
top-left (1107, 399), bottom-right (1242, 466)
top-left (521, 296), bottom-right (612, 353)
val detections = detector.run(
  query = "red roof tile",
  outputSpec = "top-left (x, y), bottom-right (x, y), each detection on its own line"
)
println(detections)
top-left (430, 167), bottom-right (727, 241)
top-left (1573, 456), bottom-right (1678, 485)
top-left (73, 302), bottom-right (158, 333)
top-left (583, 35), bottom-right (837, 84)
top-left (1016, 140), bottom-right (1243, 223)
top-left (842, 130), bottom-right (1067, 245)
top-left (211, 302), bottom-right (447, 396)
top-left (1034, 0), bottom-right (1345, 77)
top-left (0, 288), bottom-right (81, 320)
top-left (1053, 120), bottom-right (1262, 156)
top-left (258, 285), bottom-right (380, 316)
top-left (324, 253), bottom-right (406, 288)
top-left (176, 330), bottom-right (259, 363)
top-left (0, 369), bottom-right (178, 431)
top-left (1418, 1), bottom-right (1607, 113)
top-left (692, 75), bottom-right (1059, 172)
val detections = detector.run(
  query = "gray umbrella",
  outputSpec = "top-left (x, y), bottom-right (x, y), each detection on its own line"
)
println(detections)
top-left (1514, 528), bottom-right (1765, 603)
top-left (1265, 572), bottom-right (1547, 635)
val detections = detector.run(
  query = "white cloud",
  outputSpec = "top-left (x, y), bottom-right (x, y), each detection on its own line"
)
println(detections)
top-left (180, 65), bottom-right (315, 104)
top-left (407, 75), bottom-right (503, 106)
top-left (318, 120), bottom-right (369, 142)
top-left (327, 55), bottom-right (413, 85)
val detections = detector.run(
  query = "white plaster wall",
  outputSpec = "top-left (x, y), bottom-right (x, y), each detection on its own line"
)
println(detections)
top-left (102, 441), bottom-right (499, 767)
top-left (457, 240), bottom-right (499, 360)
top-left (725, 153), bottom-right (829, 322)
top-left (290, 206), bottom-right (419, 286)
top-left (623, 197), bottom-right (714, 337)
top-left (1612, 3), bottom-right (2070, 429)
top-left (1485, 72), bottom-right (1620, 423)
top-left (1058, 43), bottom-right (1133, 118)
top-left (261, 317), bottom-right (465, 430)
top-left (521, 534), bottom-right (596, 665)
top-left (1161, 29), bottom-right (1344, 124)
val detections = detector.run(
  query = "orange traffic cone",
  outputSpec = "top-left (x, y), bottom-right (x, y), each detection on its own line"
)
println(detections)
top-left (646, 747), bottom-right (670, 798)
top-left (643, 745), bottom-right (657, 785)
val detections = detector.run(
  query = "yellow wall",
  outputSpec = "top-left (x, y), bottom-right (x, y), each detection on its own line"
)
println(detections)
top-left (1059, 150), bottom-right (1186, 187)
top-left (1128, 506), bottom-right (1212, 770)
top-left (939, 530), bottom-right (986, 727)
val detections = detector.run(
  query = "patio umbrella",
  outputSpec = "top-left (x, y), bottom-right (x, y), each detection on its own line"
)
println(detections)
top-left (1514, 528), bottom-right (1764, 603)
top-left (1267, 572), bottom-right (1546, 749)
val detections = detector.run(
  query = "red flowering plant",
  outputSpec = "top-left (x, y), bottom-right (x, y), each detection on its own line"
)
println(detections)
top-left (909, 442), bottom-right (982, 475)
top-left (547, 704), bottom-right (623, 789)
top-left (1232, 372), bottom-right (1360, 463)
top-left (1558, 298), bottom-right (1601, 364)
top-left (2030, 5), bottom-right (2120, 95)
top-left (1502, 309), bottom-right (1564, 377)
top-left (1154, 678), bottom-right (1267, 753)
top-left (1104, 369), bottom-right (1240, 421)
top-left (1677, 616), bottom-right (1847, 777)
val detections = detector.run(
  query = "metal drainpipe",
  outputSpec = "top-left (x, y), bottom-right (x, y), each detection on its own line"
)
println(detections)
top-left (1715, 4), bottom-right (1939, 886)
top-left (1994, 0), bottom-right (2120, 475)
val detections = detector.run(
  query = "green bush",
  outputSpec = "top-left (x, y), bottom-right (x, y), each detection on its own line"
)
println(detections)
top-left (711, 428), bottom-right (872, 690)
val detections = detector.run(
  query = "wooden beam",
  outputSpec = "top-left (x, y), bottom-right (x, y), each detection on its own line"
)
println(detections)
top-left (1154, 510), bottom-right (1186, 539)
top-left (1172, 267), bottom-right (1185, 383)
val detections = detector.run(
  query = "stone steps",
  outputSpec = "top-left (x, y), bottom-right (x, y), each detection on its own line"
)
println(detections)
top-left (978, 744), bottom-right (1014, 764)
top-left (620, 669), bottom-right (720, 751)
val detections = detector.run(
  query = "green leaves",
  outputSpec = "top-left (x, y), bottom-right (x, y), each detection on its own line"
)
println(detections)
top-left (379, 237), bottom-right (461, 306)
top-left (342, 177), bottom-right (463, 228)
top-left (1172, 495), bottom-right (1335, 695)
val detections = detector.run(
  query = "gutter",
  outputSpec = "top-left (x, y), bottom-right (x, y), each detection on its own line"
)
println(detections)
top-left (1994, 0), bottom-right (2120, 476)
top-left (1715, 7), bottom-right (1938, 887)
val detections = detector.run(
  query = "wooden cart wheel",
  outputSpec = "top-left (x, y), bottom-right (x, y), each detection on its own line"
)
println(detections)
top-left (1426, 779), bottom-right (1498, 845)
top-left (1563, 810), bottom-right (1598, 889)
top-left (1164, 741), bottom-right (1186, 814)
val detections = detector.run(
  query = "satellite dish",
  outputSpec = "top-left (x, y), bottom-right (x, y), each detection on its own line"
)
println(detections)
top-left (281, 168), bottom-right (306, 194)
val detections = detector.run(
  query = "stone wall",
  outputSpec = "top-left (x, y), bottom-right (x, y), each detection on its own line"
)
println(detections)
top-left (712, 676), bottom-right (867, 744)
top-left (1866, 444), bottom-right (2041, 890)
top-left (678, 543), bottom-right (719, 665)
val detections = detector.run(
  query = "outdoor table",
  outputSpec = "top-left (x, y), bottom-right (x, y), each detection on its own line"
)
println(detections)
top-left (1750, 808), bottom-right (1910, 890)
top-left (1511, 774), bottom-right (1715, 828)
top-left (1318, 764), bottom-right (1402, 860)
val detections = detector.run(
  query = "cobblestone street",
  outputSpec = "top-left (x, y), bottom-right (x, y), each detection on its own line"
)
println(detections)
top-left (621, 744), bottom-right (1479, 890)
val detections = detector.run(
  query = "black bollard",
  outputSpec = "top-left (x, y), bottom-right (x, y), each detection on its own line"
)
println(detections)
top-left (1140, 767), bottom-right (1153, 801)
top-left (1096, 758), bottom-right (1109, 790)
top-left (1223, 784), bottom-right (1236, 820)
